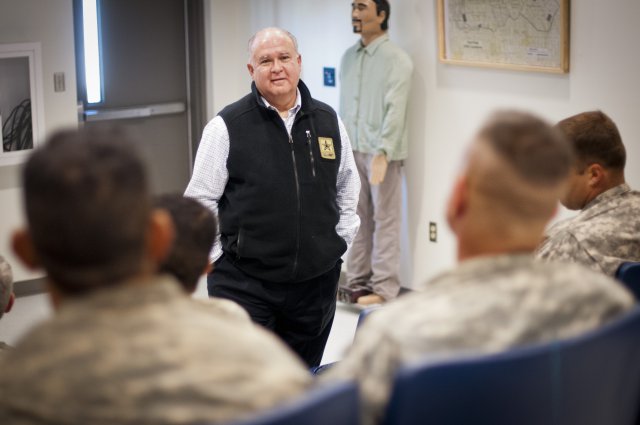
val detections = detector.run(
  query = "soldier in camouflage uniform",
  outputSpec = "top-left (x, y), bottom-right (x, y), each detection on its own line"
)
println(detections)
top-left (0, 255), bottom-right (15, 353)
top-left (536, 110), bottom-right (640, 276)
top-left (154, 194), bottom-right (250, 321)
top-left (323, 111), bottom-right (634, 425)
top-left (0, 128), bottom-right (311, 425)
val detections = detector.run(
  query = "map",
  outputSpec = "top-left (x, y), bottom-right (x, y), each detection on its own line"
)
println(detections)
top-left (441, 0), bottom-right (568, 71)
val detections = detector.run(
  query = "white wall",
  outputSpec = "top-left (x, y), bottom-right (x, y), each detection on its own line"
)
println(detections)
top-left (207, 0), bottom-right (282, 119)
top-left (0, 0), bottom-right (78, 282)
top-left (208, 0), bottom-right (640, 288)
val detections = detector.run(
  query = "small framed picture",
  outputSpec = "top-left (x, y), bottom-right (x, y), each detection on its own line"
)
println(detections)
top-left (0, 42), bottom-right (45, 166)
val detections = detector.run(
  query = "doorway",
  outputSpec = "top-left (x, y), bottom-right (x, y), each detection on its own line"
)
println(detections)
top-left (74, 0), bottom-right (206, 194)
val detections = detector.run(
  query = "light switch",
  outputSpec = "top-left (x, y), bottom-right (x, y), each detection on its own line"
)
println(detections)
top-left (54, 72), bottom-right (65, 92)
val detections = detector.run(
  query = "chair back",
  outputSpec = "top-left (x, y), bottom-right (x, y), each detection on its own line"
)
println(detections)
top-left (357, 305), bottom-right (382, 328)
top-left (616, 262), bottom-right (640, 299)
top-left (382, 307), bottom-right (640, 425)
top-left (225, 381), bottom-right (359, 425)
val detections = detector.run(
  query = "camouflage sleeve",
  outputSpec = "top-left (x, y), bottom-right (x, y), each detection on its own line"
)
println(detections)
top-left (536, 231), bottom-right (603, 273)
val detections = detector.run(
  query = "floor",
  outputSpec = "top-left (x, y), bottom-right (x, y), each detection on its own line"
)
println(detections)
top-left (0, 277), bottom-right (361, 365)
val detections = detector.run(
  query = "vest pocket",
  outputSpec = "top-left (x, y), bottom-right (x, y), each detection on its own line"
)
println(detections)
top-left (236, 227), bottom-right (244, 259)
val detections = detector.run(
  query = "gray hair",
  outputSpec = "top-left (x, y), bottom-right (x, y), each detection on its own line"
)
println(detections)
top-left (247, 27), bottom-right (299, 58)
top-left (0, 255), bottom-right (14, 319)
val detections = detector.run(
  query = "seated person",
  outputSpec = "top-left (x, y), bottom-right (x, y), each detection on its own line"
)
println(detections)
top-left (0, 255), bottom-right (15, 353)
top-left (536, 110), bottom-right (640, 276)
top-left (0, 127), bottom-right (311, 424)
top-left (154, 193), bottom-right (248, 320)
top-left (323, 110), bottom-right (633, 425)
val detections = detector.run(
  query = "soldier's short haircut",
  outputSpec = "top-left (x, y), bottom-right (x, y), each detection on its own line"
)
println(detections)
top-left (154, 195), bottom-right (217, 293)
top-left (478, 110), bottom-right (574, 187)
top-left (556, 110), bottom-right (626, 171)
top-left (0, 255), bottom-right (13, 319)
top-left (22, 127), bottom-right (150, 295)
top-left (470, 110), bottom-right (574, 221)
top-left (372, 0), bottom-right (391, 31)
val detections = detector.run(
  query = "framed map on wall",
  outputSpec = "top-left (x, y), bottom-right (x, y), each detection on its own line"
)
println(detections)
top-left (437, 0), bottom-right (570, 73)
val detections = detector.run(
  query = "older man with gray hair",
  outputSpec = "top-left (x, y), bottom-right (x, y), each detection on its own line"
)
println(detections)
top-left (185, 27), bottom-right (360, 367)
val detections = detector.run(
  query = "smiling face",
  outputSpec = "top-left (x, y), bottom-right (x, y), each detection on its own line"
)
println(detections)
top-left (247, 28), bottom-right (301, 112)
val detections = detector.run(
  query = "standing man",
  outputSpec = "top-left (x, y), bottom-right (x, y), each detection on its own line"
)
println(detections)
top-left (536, 111), bottom-right (640, 276)
top-left (185, 27), bottom-right (360, 367)
top-left (338, 0), bottom-right (413, 306)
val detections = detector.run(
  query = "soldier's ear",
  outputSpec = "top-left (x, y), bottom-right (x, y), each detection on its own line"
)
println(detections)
top-left (4, 292), bottom-right (15, 313)
top-left (446, 175), bottom-right (468, 233)
top-left (12, 229), bottom-right (41, 270)
top-left (586, 163), bottom-right (604, 188)
top-left (147, 209), bottom-right (175, 266)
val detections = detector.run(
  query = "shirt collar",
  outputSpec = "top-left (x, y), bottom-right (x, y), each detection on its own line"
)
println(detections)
top-left (583, 183), bottom-right (631, 210)
top-left (357, 33), bottom-right (390, 55)
top-left (423, 253), bottom-right (535, 289)
top-left (59, 275), bottom-right (184, 314)
top-left (261, 89), bottom-right (302, 116)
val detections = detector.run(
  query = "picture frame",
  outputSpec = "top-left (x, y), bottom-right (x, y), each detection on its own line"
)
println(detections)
top-left (437, 0), bottom-right (570, 73)
top-left (0, 42), bottom-right (45, 166)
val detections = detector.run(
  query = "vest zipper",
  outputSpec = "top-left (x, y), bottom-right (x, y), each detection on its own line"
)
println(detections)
top-left (306, 130), bottom-right (316, 178)
top-left (289, 134), bottom-right (301, 278)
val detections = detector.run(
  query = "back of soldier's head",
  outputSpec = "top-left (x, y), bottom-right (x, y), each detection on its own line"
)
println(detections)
top-left (154, 195), bottom-right (216, 293)
top-left (469, 110), bottom-right (574, 224)
top-left (0, 255), bottom-right (13, 319)
top-left (556, 110), bottom-right (626, 172)
top-left (22, 127), bottom-right (151, 295)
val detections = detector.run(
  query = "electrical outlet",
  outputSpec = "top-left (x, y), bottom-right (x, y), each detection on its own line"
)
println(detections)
top-left (429, 222), bottom-right (437, 242)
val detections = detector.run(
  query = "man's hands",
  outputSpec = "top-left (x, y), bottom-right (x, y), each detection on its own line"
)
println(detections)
top-left (370, 153), bottom-right (388, 185)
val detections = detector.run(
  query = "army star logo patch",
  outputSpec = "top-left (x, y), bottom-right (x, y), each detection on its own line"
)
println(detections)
top-left (318, 137), bottom-right (336, 160)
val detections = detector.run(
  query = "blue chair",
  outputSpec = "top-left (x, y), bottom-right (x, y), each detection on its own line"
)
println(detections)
top-left (357, 305), bottom-right (382, 328)
top-left (382, 307), bottom-right (640, 425)
top-left (225, 381), bottom-right (359, 425)
top-left (616, 262), bottom-right (640, 299)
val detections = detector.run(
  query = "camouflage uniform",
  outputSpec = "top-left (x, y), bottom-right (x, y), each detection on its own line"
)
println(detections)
top-left (324, 254), bottom-right (633, 425)
top-left (0, 276), bottom-right (311, 425)
top-left (197, 297), bottom-right (251, 322)
top-left (537, 184), bottom-right (640, 276)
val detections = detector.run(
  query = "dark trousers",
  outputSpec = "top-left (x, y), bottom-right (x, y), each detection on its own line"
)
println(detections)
top-left (208, 254), bottom-right (341, 368)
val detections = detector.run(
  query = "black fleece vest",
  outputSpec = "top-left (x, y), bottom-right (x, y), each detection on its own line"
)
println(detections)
top-left (218, 80), bottom-right (346, 283)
